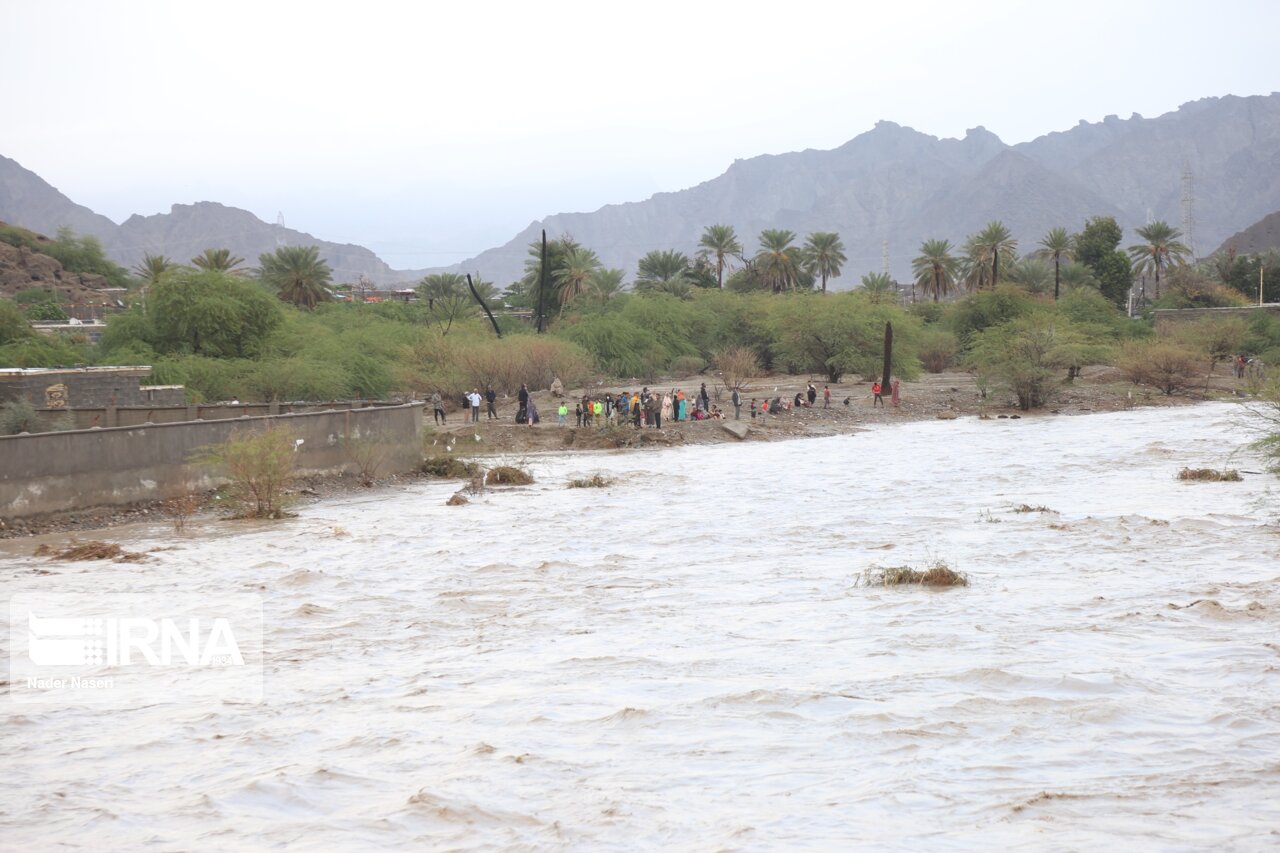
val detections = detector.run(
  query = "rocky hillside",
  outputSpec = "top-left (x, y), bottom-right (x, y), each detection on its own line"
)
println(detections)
top-left (0, 223), bottom-right (123, 314)
top-left (1215, 210), bottom-right (1280, 255)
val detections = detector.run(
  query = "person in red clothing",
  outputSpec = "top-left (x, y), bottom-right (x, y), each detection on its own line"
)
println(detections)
top-left (871, 381), bottom-right (884, 407)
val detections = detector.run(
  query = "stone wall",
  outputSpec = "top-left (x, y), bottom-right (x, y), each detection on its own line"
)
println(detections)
top-left (0, 366), bottom-right (186, 408)
top-left (0, 403), bottom-right (424, 518)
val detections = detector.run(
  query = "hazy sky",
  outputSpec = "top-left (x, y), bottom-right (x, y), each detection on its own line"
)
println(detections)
top-left (4, 0), bottom-right (1278, 268)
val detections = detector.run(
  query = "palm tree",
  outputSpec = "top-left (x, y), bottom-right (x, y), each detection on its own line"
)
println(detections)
top-left (469, 275), bottom-right (500, 306)
top-left (912, 239), bottom-right (960, 303)
top-left (131, 252), bottom-right (172, 314)
top-left (635, 250), bottom-right (691, 289)
top-left (859, 271), bottom-right (896, 303)
top-left (520, 235), bottom-right (582, 322)
top-left (697, 224), bottom-right (743, 289)
top-left (1128, 221), bottom-right (1190, 301)
top-left (803, 232), bottom-right (847, 293)
top-left (191, 248), bottom-right (246, 274)
top-left (555, 246), bottom-right (602, 316)
top-left (755, 229), bottom-right (802, 292)
top-left (974, 221), bottom-right (1018, 289)
top-left (258, 246), bottom-right (334, 310)
top-left (1008, 258), bottom-right (1053, 295)
top-left (132, 253), bottom-right (172, 287)
top-left (1057, 261), bottom-right (1098, 292)
top-left (1035, 227), bottom-right (1074, 301)
top-left (589, 267), bottom-right (625, 303)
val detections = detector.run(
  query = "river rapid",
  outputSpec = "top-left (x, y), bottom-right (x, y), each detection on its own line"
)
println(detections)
top-left (2, 402), bottom-right (1278, 850)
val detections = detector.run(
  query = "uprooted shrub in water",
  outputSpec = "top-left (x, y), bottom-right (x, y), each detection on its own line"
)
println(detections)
top-left (485, 465), bottom-right (534, 486)
top-left (859, 560), bottom-right (969, 588)
top-left (1177, 467), bottom-right (1242, 482)
top-left (36, 540), bottom-right (145, 562)
top-left (420, 455), bottom-right (481, 479)
top-left (567, 474), bottom-right (614, 489)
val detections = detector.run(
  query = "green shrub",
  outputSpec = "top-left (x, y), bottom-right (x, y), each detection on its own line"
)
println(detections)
top-left (1, 398), bottom-right (39, 434)
top-left (670, 355), bottom-right (706, 375)
top-left (193, 426), bottom-right (297, 518)
top-left (918, 327), bottom-right (960, 373)
top-left (1116, 340), bottom-right (1203, 395)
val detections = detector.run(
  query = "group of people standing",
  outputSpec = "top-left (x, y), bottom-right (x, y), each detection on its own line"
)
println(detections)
top-left (556, 383), bottom-right (720, 428)
top-left (429, 377), bottom-right (902, 429)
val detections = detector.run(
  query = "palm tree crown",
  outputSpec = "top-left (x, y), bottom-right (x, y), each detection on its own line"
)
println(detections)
top-left (259, 245), bottom-right (334, 310)
top-left (554, 246), bottom-right (602, 316)
top-left (912, 239), bottom-right (960, 303)
top-left (697, 224), bottom-right (743, 289)
top-left (132, 253), bottom-right (173, 287)
top-left (859, 271), bottom-right (896, 303)
top-left (803, 232), bottom-right (847, 293)
top-left (755, 229), bottom-right (802, 292)
top-left (635, 250), bottom-right (691, 288)
top-left (192, 248), bottom-right (246, 274)
top-left (1127, 221), bottom-right (1190, 300)
top-left (967, 221), bottom-right (1018, 290)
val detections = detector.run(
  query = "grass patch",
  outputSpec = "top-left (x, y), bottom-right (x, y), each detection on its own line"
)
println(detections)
top-left (1011, 503), bottom-right (1055, 513)
top-left (1177, 467), bottom-right (1242, 482)
top-left (859, 560), bottom-right (969, 588)
top-left (420, 455), bottom-right (481, 479)
top-left (567, 474), bottom-right (614, 489)
top-left (486, 465), bottom-right (534, 486)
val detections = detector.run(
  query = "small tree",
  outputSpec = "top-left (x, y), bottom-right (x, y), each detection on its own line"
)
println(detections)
top-left (195, 427), bottom-right (297, 518)
top-left (969, 314), bottom-right (1077, 410)
top-left (713, 346), bottom-right (761, 390)
top-left (1116, 341), bottom-right (1203, 395)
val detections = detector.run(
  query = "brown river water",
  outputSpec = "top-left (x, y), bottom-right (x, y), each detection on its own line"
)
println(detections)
top-left (2, 402), bottom-right (1278, 850)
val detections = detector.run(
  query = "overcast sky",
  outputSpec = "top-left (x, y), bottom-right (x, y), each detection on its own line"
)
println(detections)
top-left (4, 0), bottom-right (1278, 268)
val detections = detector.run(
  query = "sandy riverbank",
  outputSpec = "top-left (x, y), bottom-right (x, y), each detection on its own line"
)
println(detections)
top-left (0, 366), bottom-right (1239, 539)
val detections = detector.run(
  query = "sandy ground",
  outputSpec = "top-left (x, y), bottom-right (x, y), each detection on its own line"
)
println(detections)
top-left (1, 367), bottom-right (1245, 539)
top-left (427, 365), bottom-right (1217, 455)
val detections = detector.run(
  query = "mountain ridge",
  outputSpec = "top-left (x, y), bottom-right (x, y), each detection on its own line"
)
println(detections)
top-left (2, 91), bottom-right (1278, 288)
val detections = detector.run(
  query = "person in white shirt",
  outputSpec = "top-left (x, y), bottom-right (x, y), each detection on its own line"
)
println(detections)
top-left (468, 390), bottom-right (482, 423)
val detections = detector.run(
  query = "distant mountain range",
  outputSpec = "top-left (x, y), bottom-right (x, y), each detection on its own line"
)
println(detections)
top-left (2, 91), bottom-right (1279, 288)
top-left (1216, 210), bottom-right (1280, 255)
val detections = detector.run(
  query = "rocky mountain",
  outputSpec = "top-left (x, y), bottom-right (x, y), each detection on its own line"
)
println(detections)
top-left (0, 156), bottom-right (118, 244)
top-left (2, 92), bottom-right (1278, 288)
top-left (0, 157), bottom-right (407, 284)
top-left (113, 202), bottom-right (405, 283)
top-left (1215, 210), bottom-right (1280, 255)
top-left (451, 92), bottom-right (1280, 286)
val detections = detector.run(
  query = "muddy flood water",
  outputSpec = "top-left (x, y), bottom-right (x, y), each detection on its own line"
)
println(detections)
top-left (3, 402), bottom-right (1279, 850)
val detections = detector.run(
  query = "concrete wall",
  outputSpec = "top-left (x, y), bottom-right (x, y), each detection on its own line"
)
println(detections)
top-left (0, 403), bottom-right (424, 518)
top-left (1153, 304), bottom-right (1280, 335)
top-left (30, 399), bottom-right (404, 431)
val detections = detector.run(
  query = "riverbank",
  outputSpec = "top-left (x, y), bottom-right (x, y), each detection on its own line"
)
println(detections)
top-left (0, 366), bottom-right (1242, 539)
